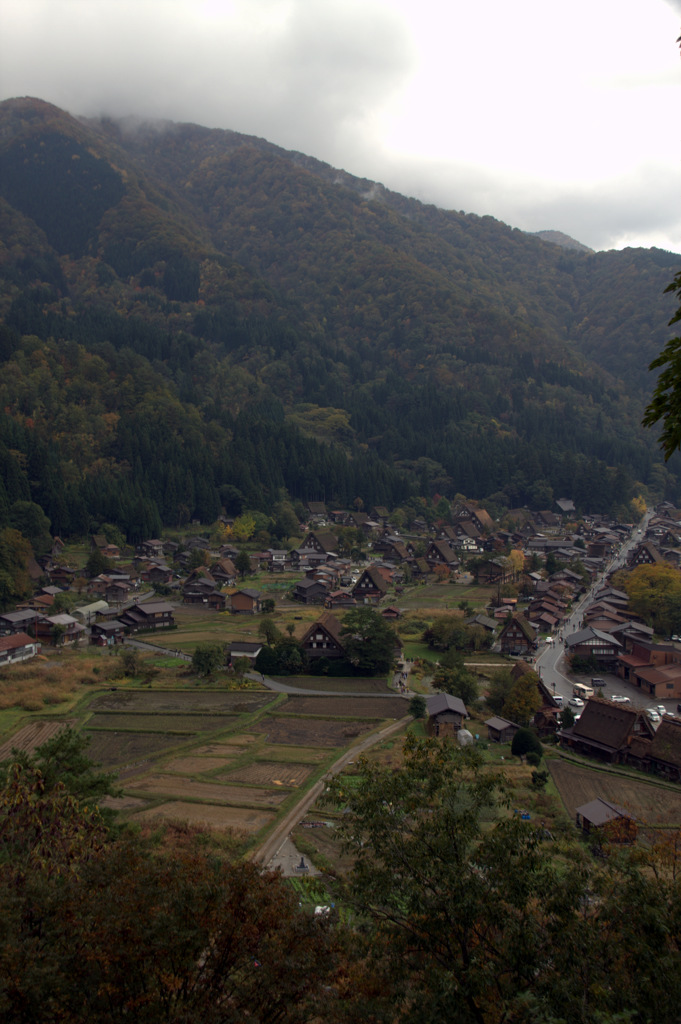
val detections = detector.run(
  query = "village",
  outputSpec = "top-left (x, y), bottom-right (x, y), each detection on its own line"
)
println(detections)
top-left (2, 496), bottom-right (681, 833)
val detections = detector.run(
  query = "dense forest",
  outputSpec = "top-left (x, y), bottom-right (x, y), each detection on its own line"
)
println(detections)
top-left (0, 96), bottom-right (679, 542)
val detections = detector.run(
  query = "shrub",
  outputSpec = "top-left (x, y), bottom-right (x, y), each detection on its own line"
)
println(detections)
top-left (511, 727), bottom-right (542, 759)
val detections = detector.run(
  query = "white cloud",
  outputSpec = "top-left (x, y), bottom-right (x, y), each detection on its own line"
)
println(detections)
top-left (0, 0), bottom-right (678, 251)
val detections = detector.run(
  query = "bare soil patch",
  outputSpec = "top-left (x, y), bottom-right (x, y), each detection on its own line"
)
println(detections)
top-left (125, 773), bottom-right (290, 806)
top-left (87, 713), bottom-right (234, 734)
top-left (100, 794), bottom-right (148, 811)
top-left (257, 744), bottom-right (329, 764)
top-left (85, 730), bottom-right (187, 768)
top-left (276, 677), bottom-right (393, 694)
top-left (131, 801), bottom-right (275, 833)
top-left (163, 756), bottom-right (235, 774)
top-left (190, 742), bottom-right (255, 756)
top-left (223, 762), bottom-right (313, 787)
top-left (549, 758), bottom-right (681, 826)
top-left (0, 719), bottom-right (76, 760)
top-left (252, 716), bottom-right (376, 747)
top-left (282, 696), bottom-right (407, 718)
top-left (89, 691), bottom-right (275, 714)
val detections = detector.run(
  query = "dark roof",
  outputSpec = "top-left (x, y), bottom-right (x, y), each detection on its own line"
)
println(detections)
top-left (355, 566), bottom-right (389, 592)
top-left (500, 613), bottom-right (536, 643)
top-left (572, 697), bottom-right (642, 751)
top-left (0, 609), bottom-right (43, 624)
top-left (566, 627), bottom-right (621, 649)
top-left (648, 717), bottom-right (681, 768)
top-left (427, 693), bottom-right (467, 718)
top-left (301, 611), bottom-right (344, 647)
top-left (135, 601), bottom-right (174, 615)
top-left (485, 716), bottom-right (518, 731)
top-left (230, 642), bottom-right (263, 655)
top-left (576, 797), bottom-right (633, 827)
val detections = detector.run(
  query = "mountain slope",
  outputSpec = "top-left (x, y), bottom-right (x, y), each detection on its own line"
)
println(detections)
top-left (0, 96), bottom-right (678, 542)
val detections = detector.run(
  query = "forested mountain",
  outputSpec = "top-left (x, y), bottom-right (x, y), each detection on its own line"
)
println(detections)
top-left (0, 96), bottom-right (679, 542)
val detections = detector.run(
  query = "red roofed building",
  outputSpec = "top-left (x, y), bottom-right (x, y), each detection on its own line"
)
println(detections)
top-left (0, 632), bottom-right (41, 664)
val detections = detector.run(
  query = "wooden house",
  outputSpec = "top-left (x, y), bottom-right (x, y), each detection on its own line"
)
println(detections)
top-left (305, 531), bottom-right (339, 556)
top-left (485, 716), bottom-right (519, 744)
top-left (119, 601), bottom-right (175, 632)
top-left (560, 697), bottom-right (654, 763)
top-left (426, 693), bottom-right (468, 738)
top-left (477, 559), bottom-right (513, 586)
top-left (90, 620), bottom-right (126, 646)
top-left (324, 590), bottom-right (356, 610)
top-left (210, 559), bottom-right (237, 585)
top-left (300, 612), bottom-right (346, 660)
top-left (229, 641), bottom-right (262, 665)
top-left (629, 716), bottom-right (681, 781)
top-left (35, 613), bottom-right (86, 646)
top-left (0, 609), bottom-right (44, 635)
top-left (0, 632), bottom-right (41, 664)
top-left (230, 589), bottom-right (261, 615)
top-left (497, 614), bottom-right (536, 656)
top-left (352, 566), bottom-right (389, 604)
top-left (575, 798), bottom-right (637, 841)
top-left (292, 578), bottom-right (329, 605)
top-left (627, 541), bottom-right (664, 567)
top-left (565, 627), bottom-right (621, 672)
top-left (426, 540), bottom-right (459, 569)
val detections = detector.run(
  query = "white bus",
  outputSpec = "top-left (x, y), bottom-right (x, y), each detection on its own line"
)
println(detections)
top-left (573, 683), bottom-right (594, 700)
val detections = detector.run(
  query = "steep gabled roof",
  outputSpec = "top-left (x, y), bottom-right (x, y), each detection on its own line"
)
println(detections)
top-left (301, 611), bottom-right (344, 648)
top-left (648, 717), bottom-right (681, 769)
top-left (499, 613), bottom-right (536, 643)
top-left (573, 697), bottom-right (647, 751)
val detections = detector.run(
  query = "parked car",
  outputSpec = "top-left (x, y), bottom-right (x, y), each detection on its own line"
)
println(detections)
top-left (553, 694), bottom-right (564, 706)
top-left (610, 694), bottom-right (631, 704)
top-left (645, 709), bottom-right (661, 723)
top-left (569, 697), bottom-right (585, 707)
top-left (656, 705), bottom-right (667, 716)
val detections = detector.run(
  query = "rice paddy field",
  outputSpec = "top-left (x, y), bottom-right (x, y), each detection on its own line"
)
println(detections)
top-left (0, 647), bottom-right (411, 853)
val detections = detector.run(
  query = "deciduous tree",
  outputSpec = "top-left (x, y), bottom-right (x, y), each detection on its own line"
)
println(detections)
top-left (191, 642), bottom-right (225, 677)
top-left (340, 607), bottom-right (397, 675)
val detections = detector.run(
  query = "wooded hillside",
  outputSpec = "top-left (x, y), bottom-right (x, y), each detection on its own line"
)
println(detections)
top-left (0, 96), bottom-right (679, 541)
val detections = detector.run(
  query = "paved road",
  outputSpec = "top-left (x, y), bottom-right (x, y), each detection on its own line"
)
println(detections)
top-left (535, 511), bottom-right (661, 713)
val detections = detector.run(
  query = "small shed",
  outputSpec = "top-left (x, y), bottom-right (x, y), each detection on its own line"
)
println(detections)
top-left (426, 693), bottom-right (468, 738)
top-left (229, 641), bottom-right (263, 664)
top-left (575, 798), bottom-right (637, 841)
top-left (485, 716), bottom-right (519, 744)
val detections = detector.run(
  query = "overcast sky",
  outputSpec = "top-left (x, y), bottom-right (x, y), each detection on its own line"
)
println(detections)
top-left (1, 0), bottom-right (679, 253)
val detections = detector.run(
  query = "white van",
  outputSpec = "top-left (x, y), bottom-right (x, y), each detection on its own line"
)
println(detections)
top-left (553, 694), bottom-right (564, 707)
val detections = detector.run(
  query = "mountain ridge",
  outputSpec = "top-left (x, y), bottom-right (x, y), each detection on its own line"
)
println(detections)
top-left (0, 96), bottom-right (679, 543)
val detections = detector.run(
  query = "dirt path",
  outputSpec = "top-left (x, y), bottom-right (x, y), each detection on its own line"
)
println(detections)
top-left (250, 715), bottom-right (411, 868)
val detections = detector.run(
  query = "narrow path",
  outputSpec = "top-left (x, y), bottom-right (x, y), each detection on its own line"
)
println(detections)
top-left (250, 715), bottom-right (412, 868)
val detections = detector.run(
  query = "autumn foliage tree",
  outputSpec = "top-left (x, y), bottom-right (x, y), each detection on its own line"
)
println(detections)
top-left (622, 562), bottom-right (681, 636)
